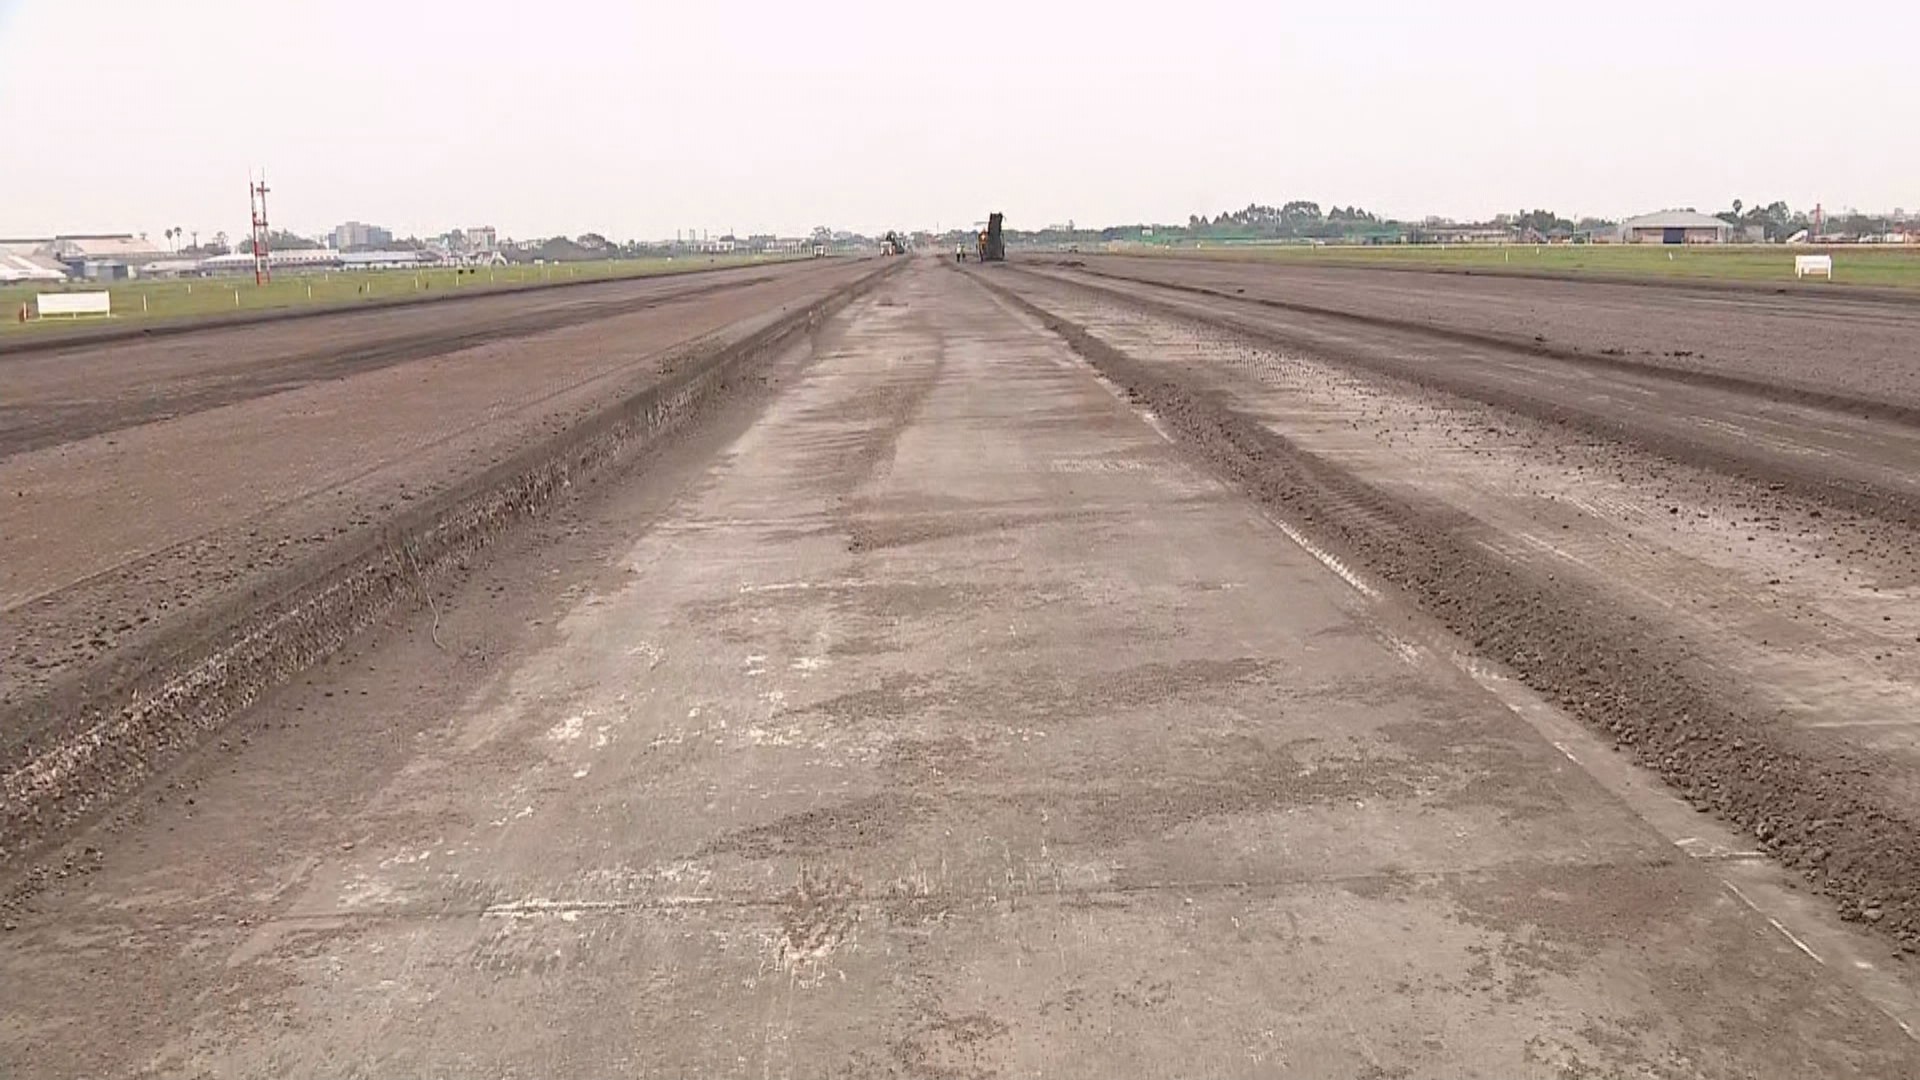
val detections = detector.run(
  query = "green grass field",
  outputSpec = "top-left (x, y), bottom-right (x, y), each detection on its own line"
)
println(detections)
top-left (0, 254), bottom-right (803, 338)
top-left (1128, 243), bottom-right (1920, 292)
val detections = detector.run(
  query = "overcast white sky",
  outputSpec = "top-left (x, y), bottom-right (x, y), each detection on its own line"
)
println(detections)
top-left (1, 0), bottom-right (1914, 242)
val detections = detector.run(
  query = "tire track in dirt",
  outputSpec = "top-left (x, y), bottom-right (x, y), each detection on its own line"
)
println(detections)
top-left (974, 267), bottom-right (1920, 951)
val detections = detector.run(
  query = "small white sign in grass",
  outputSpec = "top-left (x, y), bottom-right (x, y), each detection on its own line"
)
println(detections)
top-left (35, 292), bottom-right (112, 318)
top-left (1795, 255), bottom-right (1834, 280)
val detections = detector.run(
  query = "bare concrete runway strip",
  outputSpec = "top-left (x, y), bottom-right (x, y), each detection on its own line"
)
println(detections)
top-left (3, 261), bottom-right (1916, 1077)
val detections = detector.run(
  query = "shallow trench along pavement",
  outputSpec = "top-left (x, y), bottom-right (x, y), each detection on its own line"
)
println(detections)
top-left (4, 257), bottom-right (1919, 1078)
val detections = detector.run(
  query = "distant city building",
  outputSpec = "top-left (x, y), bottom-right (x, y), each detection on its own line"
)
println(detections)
top-left (1617, 210), bottom-right (1733, 245)
top-left (465, 225), bottom-right (497, 252)
top-left (331, 221), bottom-right (393, 250)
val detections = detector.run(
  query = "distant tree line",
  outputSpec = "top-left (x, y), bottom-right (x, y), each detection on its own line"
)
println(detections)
top-left (989, 202), bottom-right (1618, 245)
top-left (1178, 201), bottom-right (1394, 240)
top-left (991, 196), bottom-right (1913, 246)
top-left (235, 229), bottom-right (323, 254)
top-left (1715, 199), bottom-right (1908, 241)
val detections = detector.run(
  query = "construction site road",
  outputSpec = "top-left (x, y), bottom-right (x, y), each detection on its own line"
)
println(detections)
top-left (4, 258), bottom-right (1917, 1078)
top-left (0, 256), bottom-right (882, 872)
top-left (989, 259), bottom-right (1920, 945)
top-left (0, 259), bottom-right (838, 460)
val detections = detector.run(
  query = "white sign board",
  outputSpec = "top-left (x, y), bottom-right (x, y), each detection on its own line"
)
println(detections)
top-left (36, 291), bottom-right (112, 317)
top-left (1795, 255), bottom-right (1834, 280)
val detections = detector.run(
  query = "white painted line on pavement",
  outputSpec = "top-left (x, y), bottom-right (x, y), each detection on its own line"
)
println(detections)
top-left (1723, 881), bottom-right (1826, 965)
top-left (1257, 509), bottom-right (1382, 600)
top-left (481, 897), bottom-right (717, 919)
top-left (1771, 917), bottom-right (1827, 964)
top-left (1382, 633), bottom-right (1422, 666)
top-left (1055, 329), bottom-right (1383, 603)
top-left (1674, 836), bottom-right (1766, 860)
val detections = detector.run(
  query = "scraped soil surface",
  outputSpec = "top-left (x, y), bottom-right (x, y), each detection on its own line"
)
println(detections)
top-left (985, 262), bottom-right (1920, 950)
top-left (1069, 253), bottom-right (1920, 413)
top-left (5, 260), bottom-right (1917, 1079)
top-left (0, 261), bottom-right (838, 457)
top-left (0, 260), bottom-right (878, 796)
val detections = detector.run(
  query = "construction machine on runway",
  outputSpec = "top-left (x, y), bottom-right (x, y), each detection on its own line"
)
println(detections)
top-left (976, 212), bottom-right (1006, 262)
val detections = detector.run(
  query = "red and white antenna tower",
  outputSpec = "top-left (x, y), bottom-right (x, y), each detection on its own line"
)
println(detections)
top-left (249, 170), bottom-right (272, 285)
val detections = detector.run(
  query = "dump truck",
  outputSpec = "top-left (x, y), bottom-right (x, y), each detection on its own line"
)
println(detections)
top-left (976, 212), bottom-right (1006, 262)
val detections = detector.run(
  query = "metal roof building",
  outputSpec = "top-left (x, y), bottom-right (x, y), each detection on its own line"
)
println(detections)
top-left (1617, 210), bottom-right (1735, 245)
top-left (196, 249), bottom-right (343, 274)
top-left (0, 251), bottom-right (68, 283)
top-left (136, 258), bottom-right (207, 278)
top-left (338, 250), bottom-right (434, 269)
top-left (43, 234), bottom-right (170, 261)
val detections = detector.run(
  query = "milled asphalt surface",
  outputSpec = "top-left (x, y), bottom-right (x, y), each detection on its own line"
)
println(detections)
top-left (4, 260), bottom-right (1917, 1078)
